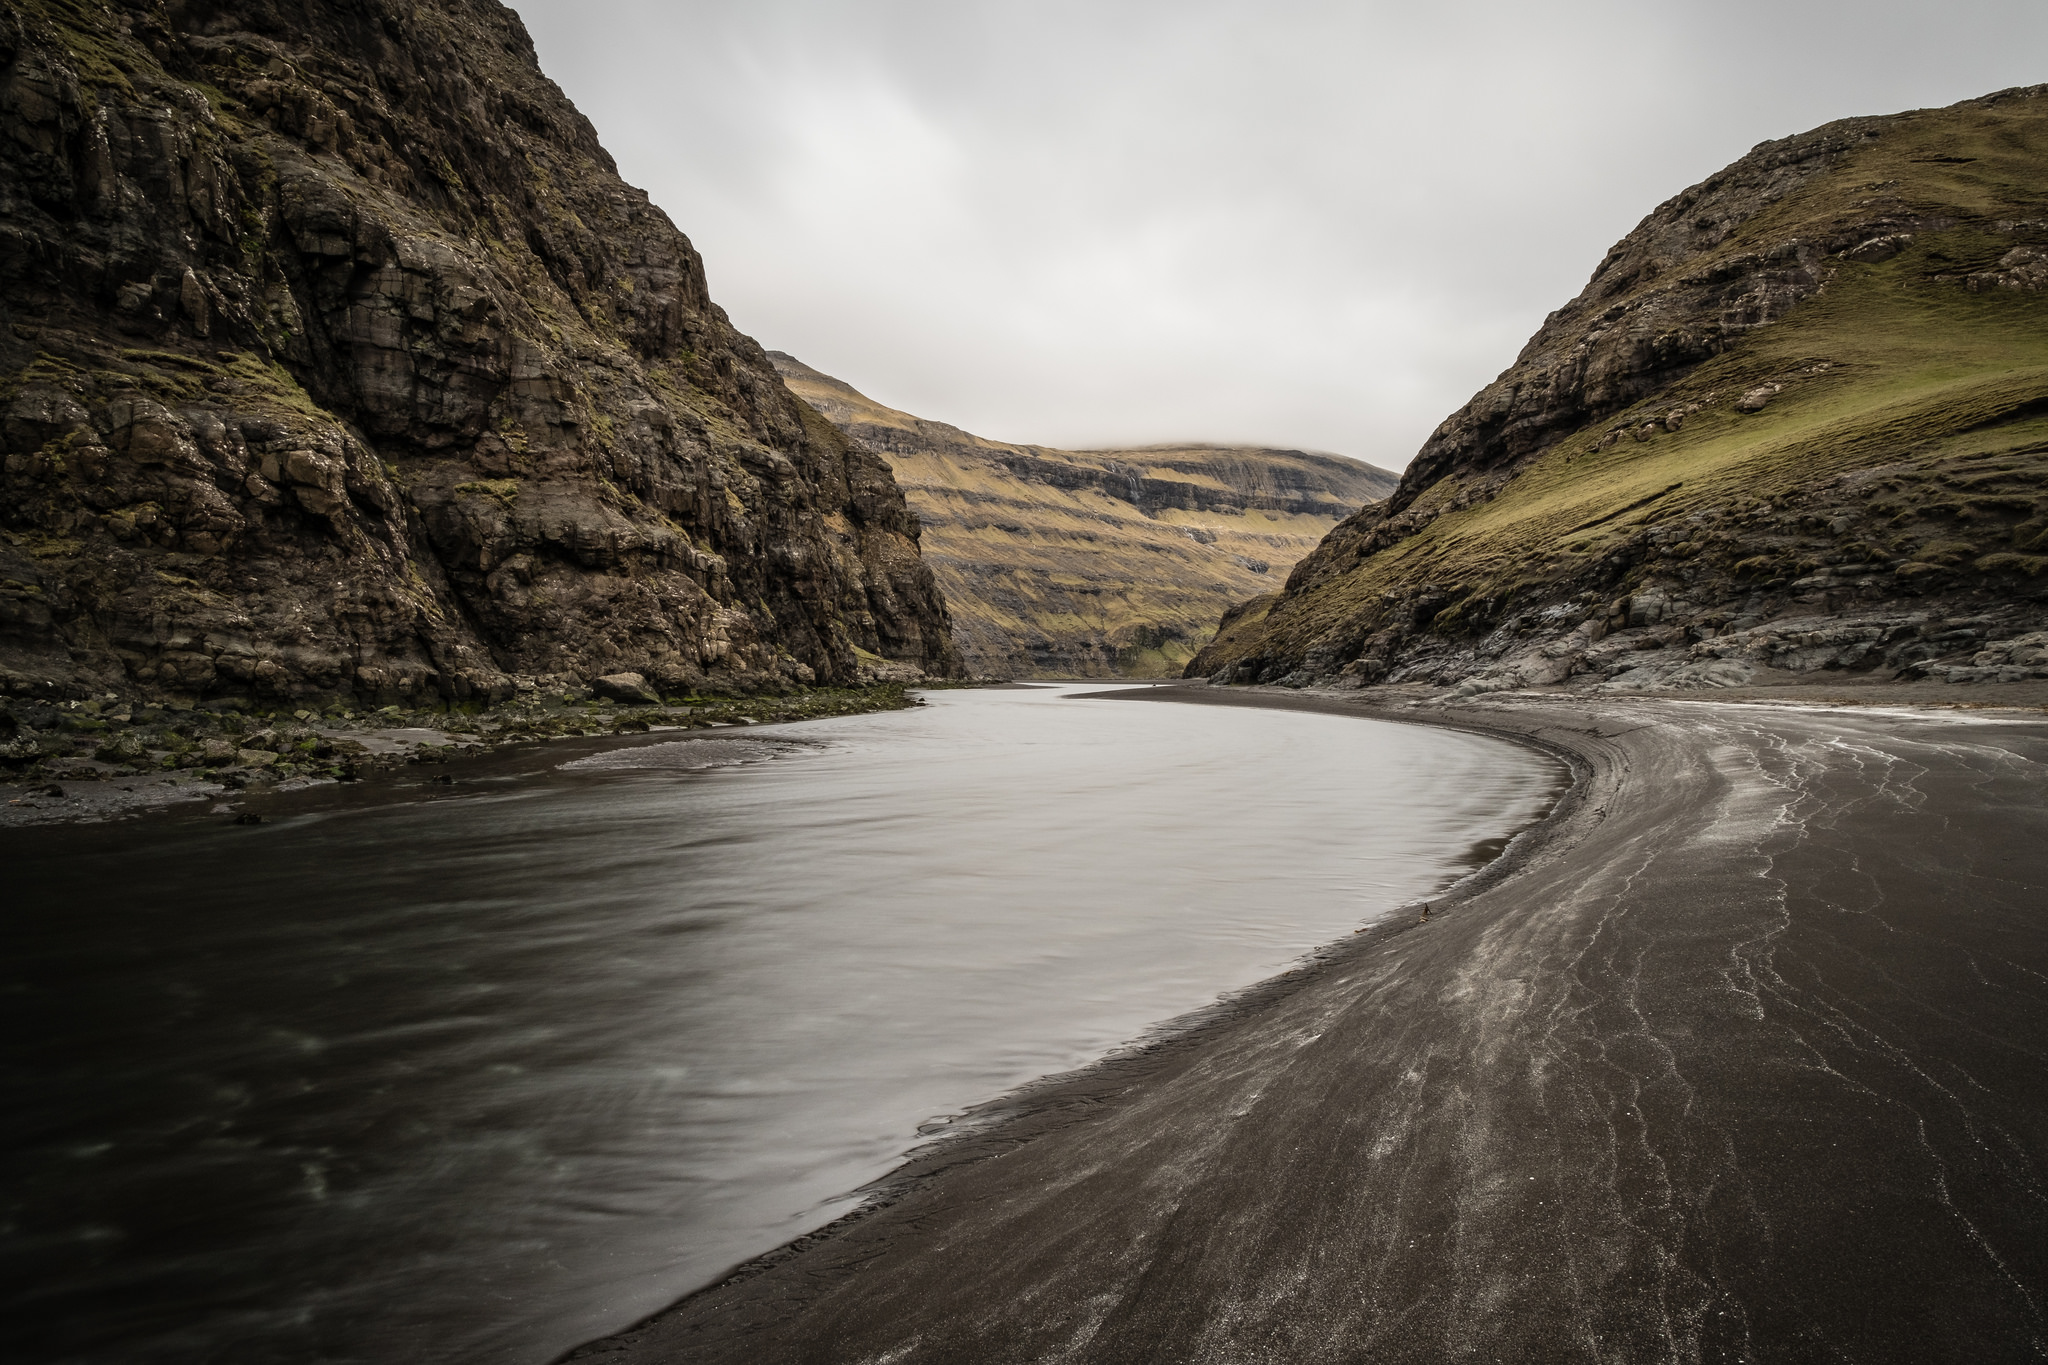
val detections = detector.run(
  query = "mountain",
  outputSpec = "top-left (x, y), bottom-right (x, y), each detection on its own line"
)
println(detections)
top-left (770, 354), bottom-right (1397, 677)
top-left (0, 0), bottom-right (958, 709)
top-left (1189, 87), bottom-right (2048, 694)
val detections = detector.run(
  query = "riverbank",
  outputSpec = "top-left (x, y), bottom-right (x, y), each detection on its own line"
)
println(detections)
top-left (5, 683), bottom-right (1560, 1365)
top-left (570, 680), bottom-right (2048, 1364)
top-left (0, 683), bottom-right (933, 827)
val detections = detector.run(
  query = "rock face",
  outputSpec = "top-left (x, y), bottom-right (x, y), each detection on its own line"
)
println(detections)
top-left (0, 0), bottom-right (958, 706)
top-left (1190, 86), bottom-right (2048, 693)
top-left (771, 353), bottom-right (1396, 677)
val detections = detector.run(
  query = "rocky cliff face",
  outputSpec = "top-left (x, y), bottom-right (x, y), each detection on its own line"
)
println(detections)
top-left (771, 353), bottom-right (1395, 677)
top-left (1191, 87), bottom-right (2048, 694)
top-left (0, 0), bottom-right (958, 707)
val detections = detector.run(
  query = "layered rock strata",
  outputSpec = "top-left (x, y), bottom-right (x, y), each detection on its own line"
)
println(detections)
top-left (0, 0), bottom-right (958, 707)
top-left (772, 353), bottom-right (1395, 677)
top-left (1190, 87), bottom-right (2048, 693)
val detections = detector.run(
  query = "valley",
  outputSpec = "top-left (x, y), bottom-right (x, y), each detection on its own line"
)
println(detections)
top-left (773, 354), bottom-right (1394, 677)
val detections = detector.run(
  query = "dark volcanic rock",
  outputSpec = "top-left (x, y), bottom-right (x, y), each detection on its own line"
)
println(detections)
top-left (0, 0), bottom-right (959, 707)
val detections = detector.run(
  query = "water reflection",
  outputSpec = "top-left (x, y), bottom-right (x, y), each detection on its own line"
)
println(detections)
top-left (3, 685), bottom-right (1560, 1363)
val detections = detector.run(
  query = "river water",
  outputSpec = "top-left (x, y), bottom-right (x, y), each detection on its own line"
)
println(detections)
top-left (3, 685), bottom-right (1562, 1364)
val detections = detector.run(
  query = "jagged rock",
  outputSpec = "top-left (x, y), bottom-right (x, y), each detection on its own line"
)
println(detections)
top-left (0, 0), bottom-right (959, 707)
top-left (1968, 246), bottom-right (2048, 291)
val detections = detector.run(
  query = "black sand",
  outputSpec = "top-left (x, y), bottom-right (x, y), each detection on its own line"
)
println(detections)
top-left (570, 685), bottom-right (2048, 1364)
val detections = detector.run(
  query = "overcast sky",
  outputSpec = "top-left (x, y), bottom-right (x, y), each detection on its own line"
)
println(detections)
top-left (511, 1), bottom-right (2047, 467)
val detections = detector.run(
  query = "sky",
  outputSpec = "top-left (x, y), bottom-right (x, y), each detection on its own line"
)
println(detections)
top-left (511, 1), bottom-right (2048, 468)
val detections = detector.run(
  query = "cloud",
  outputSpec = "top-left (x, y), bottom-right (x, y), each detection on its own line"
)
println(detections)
top-left (512, 0), bottom-right (2048, 466)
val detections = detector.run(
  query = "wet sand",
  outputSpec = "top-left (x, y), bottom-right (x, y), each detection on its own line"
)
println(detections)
top-left (569, 683), bottom-right (2048, 1364)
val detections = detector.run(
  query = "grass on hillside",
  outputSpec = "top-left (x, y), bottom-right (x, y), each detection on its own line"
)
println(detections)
top-left (865, 444), bottom-right (1356, 676)
top-left (1218, 228), bottom-right (2048, 662)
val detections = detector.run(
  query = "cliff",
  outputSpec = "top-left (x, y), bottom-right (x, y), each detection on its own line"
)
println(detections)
top-left (0, 0), bottom-right (959, 708)
top-left (1189, 87), bottom-right (2048, 694)
top-left (770, 353), bottom-right (1395, 677)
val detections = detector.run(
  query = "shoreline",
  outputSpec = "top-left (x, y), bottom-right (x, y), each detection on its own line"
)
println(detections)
top-left (567, 680), bottom-right (2048, 1363)
top-left (0, 683), bottom-right (935, 830)
top-left (556, 686), bottom-right (1593, 1351)
top-left (560, 683), bottom-right (1616, 1362)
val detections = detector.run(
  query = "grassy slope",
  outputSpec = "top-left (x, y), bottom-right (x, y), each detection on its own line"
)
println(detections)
top-left (1197, 92), bottom-right (2048, 677)
top-left (773, 358), bottom-right (1396, 676)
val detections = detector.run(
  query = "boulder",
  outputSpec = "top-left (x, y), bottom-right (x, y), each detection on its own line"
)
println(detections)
top-left (592, 673), bottom-right (661, 705)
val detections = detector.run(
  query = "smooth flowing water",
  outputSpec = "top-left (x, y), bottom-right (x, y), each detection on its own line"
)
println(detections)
top-left (4, 686), bottom-right (1562, 1364)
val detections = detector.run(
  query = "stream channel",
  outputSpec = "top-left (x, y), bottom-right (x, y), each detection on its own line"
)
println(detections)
top-left (5, 684), bottom-right (1562, 1363)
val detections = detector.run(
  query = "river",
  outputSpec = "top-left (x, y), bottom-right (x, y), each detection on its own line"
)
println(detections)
top-left (3, 684), bottom-right (1561, 1364)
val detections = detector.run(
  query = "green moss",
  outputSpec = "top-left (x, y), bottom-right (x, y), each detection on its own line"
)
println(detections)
top-left (494, 414), bottom-right (531, 453)
top-left (453, 479), bottom-right (519, 505)
top-left (18, 0), bottom-right (145, 101)
top-left (23, 535), bottom-right (82, 558)
top-left (1976, 551), bottom-right (2048, 576)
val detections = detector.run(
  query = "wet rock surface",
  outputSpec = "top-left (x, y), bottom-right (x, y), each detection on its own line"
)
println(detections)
top-left (572, 683), bottom-right (2048, 1364)
top-left (0, 0), bottom-right (958, 711)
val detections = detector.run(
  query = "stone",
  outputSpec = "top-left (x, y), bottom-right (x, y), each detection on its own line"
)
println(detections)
top-left (1966, 246), bottom-right (2048, 292)
top-left (1846, 233), bottom-right (1912, 263)
top-left (592, 673), bottom-right (661, 705)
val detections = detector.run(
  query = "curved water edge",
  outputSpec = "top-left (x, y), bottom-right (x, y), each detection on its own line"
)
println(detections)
top-left (3, 684), bottom-right (1567, 1365)
top-left (593, 686), bottom-right (1587, 1347)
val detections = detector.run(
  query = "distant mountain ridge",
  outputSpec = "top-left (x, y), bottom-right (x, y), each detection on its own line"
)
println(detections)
top-left (1191, 86), bottom-right (2048, 695)
top-left (771, 353), bottom-right (1396, 676)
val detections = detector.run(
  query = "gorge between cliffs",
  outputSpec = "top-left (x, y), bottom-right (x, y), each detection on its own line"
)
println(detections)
top-left (6, 2), bottom-right (2048, 1364)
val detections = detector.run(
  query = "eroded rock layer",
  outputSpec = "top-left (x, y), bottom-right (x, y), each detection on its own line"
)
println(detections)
top-left (772, 353), bottom-right (1396, 677)
top-left (1190, 87), bottom-right (2048, 694)
top-left (0, 0), bottom-right (958, 706)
